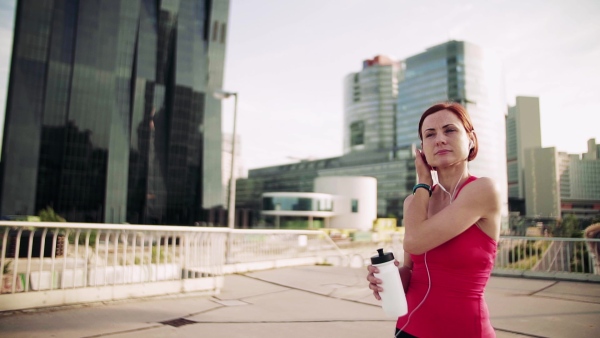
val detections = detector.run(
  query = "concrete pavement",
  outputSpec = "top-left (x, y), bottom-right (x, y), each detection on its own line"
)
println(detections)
top-left (1, 265), bottom-right (599, 337)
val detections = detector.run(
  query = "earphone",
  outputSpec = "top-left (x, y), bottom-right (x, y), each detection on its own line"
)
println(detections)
top-left (469, 139), bottom-right (473, 150)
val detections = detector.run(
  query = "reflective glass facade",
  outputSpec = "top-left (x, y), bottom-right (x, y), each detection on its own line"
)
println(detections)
top-left (343, 56), bottom-right (399, 154)
top-left (262, 196), bottom-right (334, 212)
top-left (397, 41), bottom-right (508, 218)
top-left (506, 96), bottom-right (541, 215)
top-left (1, 0), bottom-right (229, 225)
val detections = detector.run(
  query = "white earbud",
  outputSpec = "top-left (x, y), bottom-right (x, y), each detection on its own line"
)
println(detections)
top-left (468, 140), bottom-right (473, 150)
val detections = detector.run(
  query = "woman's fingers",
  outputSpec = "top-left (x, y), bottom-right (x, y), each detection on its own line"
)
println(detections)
top-left (366, 273), bottom-right (381, 285)
top-left (366, 264), bottom-right (379, 274)
top-left (372, 290), bottom-right (381, 300)
top-left (367, 264), bottom-right (383, 300)
top-left (369, 283), bottom-right (383, 292)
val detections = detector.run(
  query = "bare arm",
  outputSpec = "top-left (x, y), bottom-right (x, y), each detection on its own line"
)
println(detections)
top-left (404, 177), bottom-right (501, 254)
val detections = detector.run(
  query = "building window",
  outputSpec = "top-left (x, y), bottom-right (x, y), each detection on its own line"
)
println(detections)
top-left (317, 198), bottom-right (333, 211)
top-left (351, 199), bottom-right (359, 213)
top-left (350, 121), bottom-right (365, 146)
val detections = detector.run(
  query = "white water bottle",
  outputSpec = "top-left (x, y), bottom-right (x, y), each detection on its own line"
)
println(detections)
top-left (370, 248), bottom-right (408, 318)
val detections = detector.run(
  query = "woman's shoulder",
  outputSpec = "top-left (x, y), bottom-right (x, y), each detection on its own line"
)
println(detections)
top-left (470, 176), bottom-right (499, 191)
top-left (464, 176), bottom-right (501, 201)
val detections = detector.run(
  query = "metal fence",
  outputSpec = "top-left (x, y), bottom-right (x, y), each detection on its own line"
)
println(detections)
top-left (224, 228), bottom-right (344, 273)
top-left (347, 233), bottom-right (600, 282)
top-left (494, 236), bottom-right (600, 282)
top-left (0, 222), bottom-right (343, 311)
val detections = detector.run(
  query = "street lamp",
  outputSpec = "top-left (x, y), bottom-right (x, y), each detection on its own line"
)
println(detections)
top-left (213, 90), bottom-right (238, 229)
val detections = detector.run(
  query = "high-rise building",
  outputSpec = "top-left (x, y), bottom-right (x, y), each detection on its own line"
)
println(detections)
top-left (343, 55), bottom-right (400, 154)
top-left (524, 147), bottom-right (561, 218)
top-left (524, 140), bottom-right (600, 220)
top-left (563, 139), bottom-right (600, 215)
top-left (583, 138), bottom-right (600, 160)
top-left (0, 0), bottom-right (230, 225)
top-left (397, 40), bottom-right (509, 217)
top-left (506, 96), bottom-right (542, 214)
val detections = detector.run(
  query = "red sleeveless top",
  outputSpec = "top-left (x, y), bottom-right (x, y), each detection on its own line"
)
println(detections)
top-left (396, 176), bottom-right (497, 337)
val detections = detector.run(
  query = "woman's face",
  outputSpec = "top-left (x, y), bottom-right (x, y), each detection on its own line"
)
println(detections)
top-left (420, 109), bottom-right (471, 169)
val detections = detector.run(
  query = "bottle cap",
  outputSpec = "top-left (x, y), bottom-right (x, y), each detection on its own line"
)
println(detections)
top-left (370, 248), bottom-right (395, 265)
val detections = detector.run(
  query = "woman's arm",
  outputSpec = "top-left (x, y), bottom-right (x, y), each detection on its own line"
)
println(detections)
top-left (403, 177), bottom-right (501, 254)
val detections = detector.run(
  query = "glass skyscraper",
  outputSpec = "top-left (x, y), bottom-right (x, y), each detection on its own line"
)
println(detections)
top-left (343, 55), bottom-right (400, 154)
top-left (506, 96), bottom-right (542, 214)
top-left (397, 40), bottom-right (509, 217)
top-left (0, 0), bottom-right (230, 225)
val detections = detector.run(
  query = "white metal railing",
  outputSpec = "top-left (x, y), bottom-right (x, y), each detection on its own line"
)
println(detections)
top-left (380, 234), bottom-right (600, 282)
top-left (0, 222), bottom-right (345, 311)
top-left (0, 221), bottom-right (229, 311)
top-left (494, 236), bottom-right (600, 282)
top-left (226, 229), bottom-right (343, 262)
top-left (222, 228), bottom-right (347, 273)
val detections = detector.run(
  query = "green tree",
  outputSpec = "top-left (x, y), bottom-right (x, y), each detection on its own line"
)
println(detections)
top-left (38, 207), bottom-right (66, 222)
top-left (552, 214), bottom-right (581, 238)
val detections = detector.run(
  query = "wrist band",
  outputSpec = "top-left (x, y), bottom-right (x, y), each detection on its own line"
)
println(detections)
top-left (412, 183), bottom-right (432, 196)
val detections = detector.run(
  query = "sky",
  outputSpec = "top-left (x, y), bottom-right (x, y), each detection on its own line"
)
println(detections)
top-left (1, 0), bottom-right (599, 173)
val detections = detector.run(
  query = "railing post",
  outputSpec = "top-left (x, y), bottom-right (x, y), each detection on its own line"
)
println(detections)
top-left (226, 230), bottom-right (233, 264)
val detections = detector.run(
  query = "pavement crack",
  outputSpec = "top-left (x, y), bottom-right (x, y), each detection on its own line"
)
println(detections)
top-left (528, 281), bottom-right (559, 296)
top-left (219, 287), bottom-right (291, 302)
top-left (530, 294), bottom-right (600, 305)
top-left (81, 324), bottom-right (164, 337)
top-left (180, 303), bottom-right (228, 317)
top-left (241, 273), bottom-right (380, 308)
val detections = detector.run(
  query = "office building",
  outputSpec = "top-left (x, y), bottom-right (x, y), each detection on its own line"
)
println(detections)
top-left (506, 96), bottom-right (542, 214)
top-left (261, 176), bottom-right (377, 230)
top-left (524, 140), bottom-right (600, 220)
top-left (583, 138), bottom-right (600, 160)
top-left (343, 55), bottom-right (400, 154)
top-left (562, 139), bottom-right (600, 218)
top-left (397, 41), bottom-right (509, 218)
top-left (0, 0), bottom-right (230, 224)
top-left (523, 147), bottom-right (561, 219)
top-left (236, 146), bottom-right (416, 227)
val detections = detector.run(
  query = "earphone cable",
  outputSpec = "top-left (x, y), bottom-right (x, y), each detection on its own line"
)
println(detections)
top-left (395, 251), bottom-right (431, 337)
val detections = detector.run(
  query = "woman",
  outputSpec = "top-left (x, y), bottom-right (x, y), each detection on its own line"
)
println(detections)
top-left (366, 102), bottom-right (501, 338)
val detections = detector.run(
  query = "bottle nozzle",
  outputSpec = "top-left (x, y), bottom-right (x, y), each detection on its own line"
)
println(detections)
top-left (371, 248), bottom-right (394, 265)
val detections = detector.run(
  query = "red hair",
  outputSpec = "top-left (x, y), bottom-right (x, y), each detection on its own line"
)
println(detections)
top-left (418, 102), bottom-right (478, 161)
